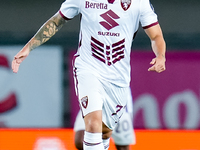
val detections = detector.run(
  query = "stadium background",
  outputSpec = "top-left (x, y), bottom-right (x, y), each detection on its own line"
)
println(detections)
top-left (0, 0), bottom-right (200, 149)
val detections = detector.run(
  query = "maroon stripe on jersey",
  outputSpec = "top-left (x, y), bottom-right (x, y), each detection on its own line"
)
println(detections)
top-left (112, 50), bottom-right (124, 58)
top-left (91, 42), bottom-right (104, 53)
top-left (106, 51), bottom-right (110, 55)
top-left (113, 55), bottom-right (124, 64)
top-left (59, 10), bottom-right (71, 20)
top-left (143, 22), bottom-right (159, 29)
top-left (91, 37), bottom-right (104, 47)
top-left (112, 39), bottom-right (125, 47)
top-left (92, 48), bottom-right (105, 58)
top-left (92, 53), bottom-right (106, 64)
top-left (108, 61), bottom-right (111, 66)
top-left (112, 45), bottom-right (125, 52)
top-left (91, 37), bottom-right (126, 66)
top-left (107, 56), bottom-right (110, 60)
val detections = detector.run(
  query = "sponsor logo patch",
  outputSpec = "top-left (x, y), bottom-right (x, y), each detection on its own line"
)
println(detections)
top-left (85, 1), bottom-right (108, 9)
top-left (100, 10), bottom-right (120, 30)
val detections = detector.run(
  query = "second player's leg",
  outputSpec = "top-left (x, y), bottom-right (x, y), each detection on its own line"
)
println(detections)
top-left (115, 145), bottom-right (130, 150)
top-left (75, 130), bottom-right (84, 150)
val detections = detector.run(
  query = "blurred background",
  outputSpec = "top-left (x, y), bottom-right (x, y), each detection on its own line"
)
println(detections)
top-left (0, 0), bottom-right (200, 149)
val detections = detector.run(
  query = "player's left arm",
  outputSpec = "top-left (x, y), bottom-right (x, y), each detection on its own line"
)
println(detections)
top-left (144, 24), bottom-right (166, 73)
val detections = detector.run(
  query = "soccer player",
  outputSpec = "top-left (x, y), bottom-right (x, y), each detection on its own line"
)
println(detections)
top-left (12, 0), bottom-right (166, 150)
top-left (74, 87), bottom-right (135, 150)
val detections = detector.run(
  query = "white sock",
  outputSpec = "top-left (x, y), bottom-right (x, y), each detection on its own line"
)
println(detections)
top-left (103, 138), bottom-right (110, 150)
top-left (83, 131), bottom-right (104, 150)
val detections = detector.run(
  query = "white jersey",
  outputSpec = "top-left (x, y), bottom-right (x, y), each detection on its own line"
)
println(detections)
top-left (60, 0), bottom-right (158, 87)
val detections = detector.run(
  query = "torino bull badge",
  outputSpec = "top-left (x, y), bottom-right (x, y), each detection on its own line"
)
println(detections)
top-left (121, 0), bottom-right (132, 11)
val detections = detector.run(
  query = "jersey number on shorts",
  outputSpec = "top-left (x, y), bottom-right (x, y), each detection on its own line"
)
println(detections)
top-left (115, 120), bottom-right (130, 133)
top-left (112, 105), bottom-right (123, 116)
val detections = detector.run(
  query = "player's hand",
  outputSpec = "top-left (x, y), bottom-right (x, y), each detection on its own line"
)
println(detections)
top-left (148, 55), bottom-right (166, 73)
top-left (12, 47), bottom-right (30, 73)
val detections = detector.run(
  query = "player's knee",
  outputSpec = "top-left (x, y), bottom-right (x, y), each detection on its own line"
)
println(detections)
top-left (84, 112), bottom-right (102, 132)
top-left (86, 120), bottom-right (101, 132)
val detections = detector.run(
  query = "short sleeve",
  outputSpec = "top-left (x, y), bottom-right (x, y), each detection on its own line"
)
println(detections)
top-left (59, 0), bottom-right (81, 20)
top-left (139, 0), bottom-right (158, 29)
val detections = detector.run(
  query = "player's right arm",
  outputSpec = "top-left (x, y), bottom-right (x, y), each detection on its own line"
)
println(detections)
top-left (12, 11), bottom-right (67, 73)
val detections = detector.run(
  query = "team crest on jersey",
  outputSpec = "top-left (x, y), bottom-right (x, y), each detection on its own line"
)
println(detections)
top-left (81, 96), bottom-right (88, 109)
top-left (121, 0), bottom-right (131, 11)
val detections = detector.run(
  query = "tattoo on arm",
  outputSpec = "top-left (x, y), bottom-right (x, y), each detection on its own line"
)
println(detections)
top-left (29, 12), bottom-right (66, 51)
